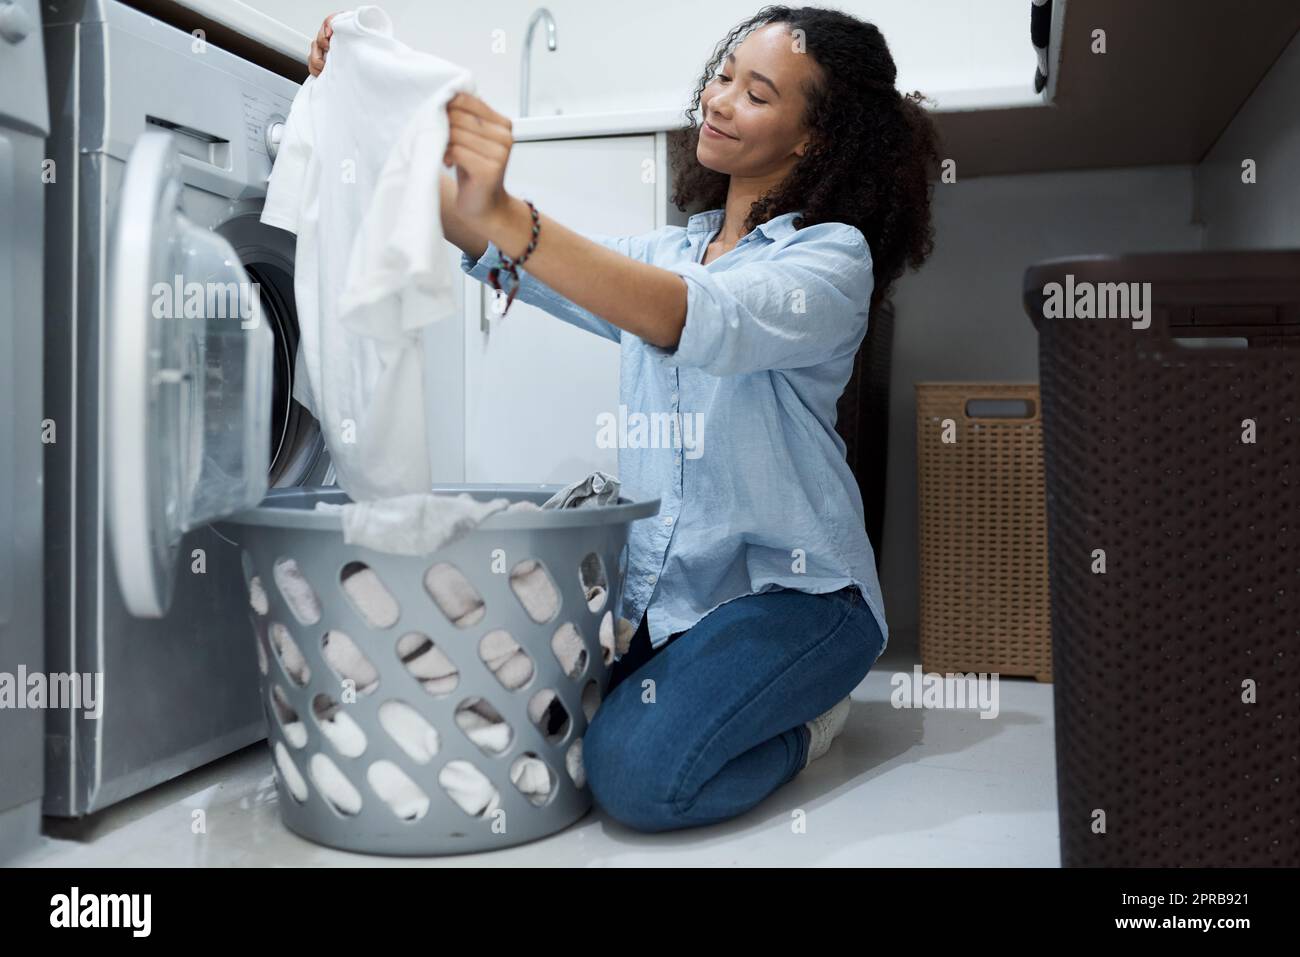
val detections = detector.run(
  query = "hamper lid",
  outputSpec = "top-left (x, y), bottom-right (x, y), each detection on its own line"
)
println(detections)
top-left (1023, 249), bottom-right (1300, 333)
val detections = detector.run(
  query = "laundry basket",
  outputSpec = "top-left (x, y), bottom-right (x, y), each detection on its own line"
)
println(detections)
top-left (219, 484), bottom-right (659, 856)
top-left (1024, 250), bottom-right (1300, 867)
top-left (915, 383), bottom-right (1052, 682)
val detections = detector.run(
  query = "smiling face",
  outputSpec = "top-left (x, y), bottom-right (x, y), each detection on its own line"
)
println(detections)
top-left (696, 22), bottom-right (821, 178)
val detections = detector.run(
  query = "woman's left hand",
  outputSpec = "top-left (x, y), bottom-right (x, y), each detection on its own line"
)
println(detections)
top-left (443, 91), bottom-right (514, 228)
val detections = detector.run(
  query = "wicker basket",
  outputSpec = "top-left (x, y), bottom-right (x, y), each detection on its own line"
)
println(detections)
top-left (915, 383), bottom-right (1051, 682)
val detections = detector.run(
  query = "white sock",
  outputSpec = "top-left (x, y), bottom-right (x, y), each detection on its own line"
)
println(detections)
top-left (803, 696), bottom-right (852, 767)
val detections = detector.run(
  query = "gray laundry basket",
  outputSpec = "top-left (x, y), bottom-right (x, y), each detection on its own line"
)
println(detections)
top-left (219, 484), bottom-right (659, 856)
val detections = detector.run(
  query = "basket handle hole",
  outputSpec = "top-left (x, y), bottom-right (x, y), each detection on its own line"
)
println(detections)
top-left (964, 398), bottom-right (1036, 420)
top-left (579, 552), bottom-right (610, 613)
top-left (396, 632), bottom-right (459, 697)
top-left (340, 561), bottom-right (400, 629)
top-left (480, 629), bottom-right (535, 691)
top-left (552, 622), bottom-right (589, 680)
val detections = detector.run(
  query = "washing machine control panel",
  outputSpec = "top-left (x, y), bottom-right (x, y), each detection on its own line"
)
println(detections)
top-left (264, 116), bottom-right (287, 162)
top-left (242, 90), bottom-right (293, 172)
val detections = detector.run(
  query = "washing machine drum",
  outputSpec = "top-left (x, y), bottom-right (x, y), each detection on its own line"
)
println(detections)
top-left (243, 260), bottom-right (326, 488)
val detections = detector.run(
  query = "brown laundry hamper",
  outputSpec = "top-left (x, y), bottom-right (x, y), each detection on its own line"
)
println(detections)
top-left (1024, 250), bottom-right (1300, 867)
top-left (915, 382), bottom-right (1052, 682)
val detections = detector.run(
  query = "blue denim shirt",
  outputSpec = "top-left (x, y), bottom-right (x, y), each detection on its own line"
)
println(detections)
top-left (461, 207), bottom-right (888, 653)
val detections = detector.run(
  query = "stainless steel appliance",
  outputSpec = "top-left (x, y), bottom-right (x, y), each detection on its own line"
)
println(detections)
top-left (41, 0), bottom-right (327, 816)
top-left (0, 0), bottom-right (48, 859)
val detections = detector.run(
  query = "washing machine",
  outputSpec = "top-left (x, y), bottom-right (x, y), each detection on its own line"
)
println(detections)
top-left (0, 0), bottom-right (48, 858)
top-left (42, 0), bottom-right (327, 815)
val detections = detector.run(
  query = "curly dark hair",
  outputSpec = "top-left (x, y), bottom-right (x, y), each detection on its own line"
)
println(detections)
top-left (669, 4), bottom-right (941, 309)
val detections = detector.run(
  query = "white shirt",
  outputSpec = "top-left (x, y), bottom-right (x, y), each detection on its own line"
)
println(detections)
top-left (261, 5), bottom-right (475, 500)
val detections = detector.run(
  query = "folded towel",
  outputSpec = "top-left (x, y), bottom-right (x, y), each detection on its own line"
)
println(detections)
top-left (440, 760), bottom-right (499, 817)
top-left (275, 743), bottom-right (310, 802)
top-left (321, 630), bottom-right (380, 694)
top-left (423, 562), bottom-right (487, 627)
top-left (310, 754), bottom-right (363, 815)
top-left (273, 558), bottom-right (322, 624)
top-left (477, 629), bottom-right (530, 689)
top-left (340, 563), bottom-right (399, 627)
top-left (601, 612), bottom-right (636, 664)
top-left (313, 698), bottom-right (367, 756)
top-left (268, 623), bottom-right (311, 686)
top-left (455, 697), bottom-right (511, 753)
top-left (396, 631), bottom-right (460, 694)
top-left (551, 622), bottom-right (586, 679)
top-left (249, 575), bottom-right (270, 615)
top-left (509, 558), bottom-right (559, 622)
top-left (378, 700), bottom-right (441, 763)
top-left (566, 738), bottom-right (586, 790)
top-left (369, 760), bottom-right (429, 820)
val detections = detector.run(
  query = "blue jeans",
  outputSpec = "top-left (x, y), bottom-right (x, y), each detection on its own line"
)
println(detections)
top-left (582, 584), bottom-right (886, 833)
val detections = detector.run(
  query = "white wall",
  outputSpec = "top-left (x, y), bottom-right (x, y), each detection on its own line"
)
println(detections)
top-left (256, 0), bottom-right (1039, 115)
top-left (1194, 29), bottom-right (1300, 248)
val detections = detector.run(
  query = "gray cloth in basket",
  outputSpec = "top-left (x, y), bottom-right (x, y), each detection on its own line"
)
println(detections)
top-left (540, 470), bottom-right (621, 509)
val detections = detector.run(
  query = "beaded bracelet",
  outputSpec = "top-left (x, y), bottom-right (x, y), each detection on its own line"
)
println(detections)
top-left (487, 199), bottom-right (541, 316)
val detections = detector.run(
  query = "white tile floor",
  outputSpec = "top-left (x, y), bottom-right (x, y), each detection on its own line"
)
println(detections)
top-left (13, 653), bottom-right (1060, 867)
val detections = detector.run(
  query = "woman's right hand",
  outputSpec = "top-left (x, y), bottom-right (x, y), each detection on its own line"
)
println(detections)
top-left (307, 13), bottom-right (340, 77)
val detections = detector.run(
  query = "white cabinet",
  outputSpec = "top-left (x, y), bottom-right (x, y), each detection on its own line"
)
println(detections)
top-left (462, 134), bottom-right (665, 484)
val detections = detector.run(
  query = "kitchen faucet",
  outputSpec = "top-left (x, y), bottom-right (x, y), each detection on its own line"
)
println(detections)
top-left (520, 7), bottom-right (557, 117)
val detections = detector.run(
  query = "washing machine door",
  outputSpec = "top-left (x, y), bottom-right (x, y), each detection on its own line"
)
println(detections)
top-left (107, 131), bottom-right (274, 618)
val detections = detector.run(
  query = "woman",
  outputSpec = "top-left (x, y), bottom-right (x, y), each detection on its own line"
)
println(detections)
top-left (309, 4), bottom-right (938, 832)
